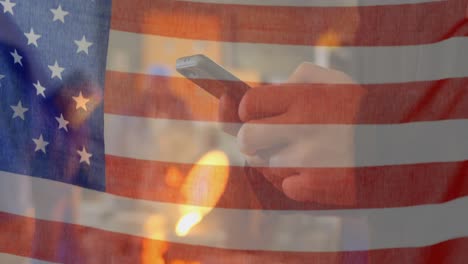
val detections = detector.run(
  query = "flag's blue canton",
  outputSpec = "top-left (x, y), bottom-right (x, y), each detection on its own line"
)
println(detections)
top-left (0, 0), bottom-right (112, 191)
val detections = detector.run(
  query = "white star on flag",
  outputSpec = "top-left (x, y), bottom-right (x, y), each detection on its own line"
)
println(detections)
top-left (74, 36), bottom-right (93, 55)
top-left (55, 114), bottom-right (69, 132)
top-left (48, 61), bottom-right (65, 80)
top-left (0, 0), bottom-right (16, 15)
top-left (10, 49), bottom-right (23, 66)
top-left (10, 101), bottom-right (28, 120)
top-left (0, 74), bottom-right (4, 87)
top-left (77, 147), bottom-right (92, 165)
top-left (72, 91), bottom-right (90, 111)
top-left (24, 28), bottom-right (41, 47)
top-left (33, 80), bottom-right (46, 97)
top-left (50, 5), bottom-right (69, 23)
top-left (32, 134), bottom-right (49, 154)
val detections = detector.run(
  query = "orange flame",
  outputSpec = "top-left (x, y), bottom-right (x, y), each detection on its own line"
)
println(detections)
top-left (175, 150), bottom-right (230, 236)
top-left (316, 29), bottom-right (341, 47)
top-left (175, 212), bottom-right (203, 237)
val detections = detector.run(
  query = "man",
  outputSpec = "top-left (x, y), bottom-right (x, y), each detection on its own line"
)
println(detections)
top-left (210, 2), bottom-right (468, 263)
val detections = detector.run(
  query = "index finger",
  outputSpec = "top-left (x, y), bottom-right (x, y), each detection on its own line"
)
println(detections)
top-left (237, 115), bottom-right (292, 156)
top-left (238, 85), bottom-right (294, 122)
top-left (288, 62), bottom-right (355, 84)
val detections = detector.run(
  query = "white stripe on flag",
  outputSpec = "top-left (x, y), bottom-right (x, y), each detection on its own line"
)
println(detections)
top-left (0, 253), bottom-right (58, 264)
top-left (1, 171), bottom-right (468, 252)
top-left (104, 114), bottom-right (468, 167)
top-left (179, 0), bottom-right (443, 7)
top-left (107, 31), bottom-right (468, 84)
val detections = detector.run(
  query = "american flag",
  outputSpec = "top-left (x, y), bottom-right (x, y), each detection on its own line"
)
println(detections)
top-left (1, 0), bottom-right (468, 263)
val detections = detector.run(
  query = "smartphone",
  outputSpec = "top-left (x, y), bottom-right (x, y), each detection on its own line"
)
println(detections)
top-left (176, 54), bottom-right (250, 100)
top-left (177, 55), bottom-right (286, 153)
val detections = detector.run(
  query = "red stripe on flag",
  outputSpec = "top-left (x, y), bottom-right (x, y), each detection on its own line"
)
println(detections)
top-left (105, 71), bottom-right (468, 124)
top-left (106, 155), bottom-right (468, 210)
top-left (111, 0), bottom-right (468, 46)
top-left (1, 212), bottom-right (467, 264)
top-left (105, 155), bottom-right (264, 209)
top-left (104, 71), bottom-right (217, 121)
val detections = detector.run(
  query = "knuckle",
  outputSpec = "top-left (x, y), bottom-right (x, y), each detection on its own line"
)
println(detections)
top-left (237, 124), bottom-right (257, 155)
top-left (238, 89), bottom-right (255, 121)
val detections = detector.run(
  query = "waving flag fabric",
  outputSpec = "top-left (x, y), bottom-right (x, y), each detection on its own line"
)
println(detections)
top-left (1, 0), bottom-right (468, 263)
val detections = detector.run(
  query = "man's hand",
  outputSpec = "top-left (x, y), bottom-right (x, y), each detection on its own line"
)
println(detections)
top-left (220, 63), bottom-right (364, 205)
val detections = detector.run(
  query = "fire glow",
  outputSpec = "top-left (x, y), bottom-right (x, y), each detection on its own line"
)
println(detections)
top-left (175, 150), bottom-right (230, 237)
